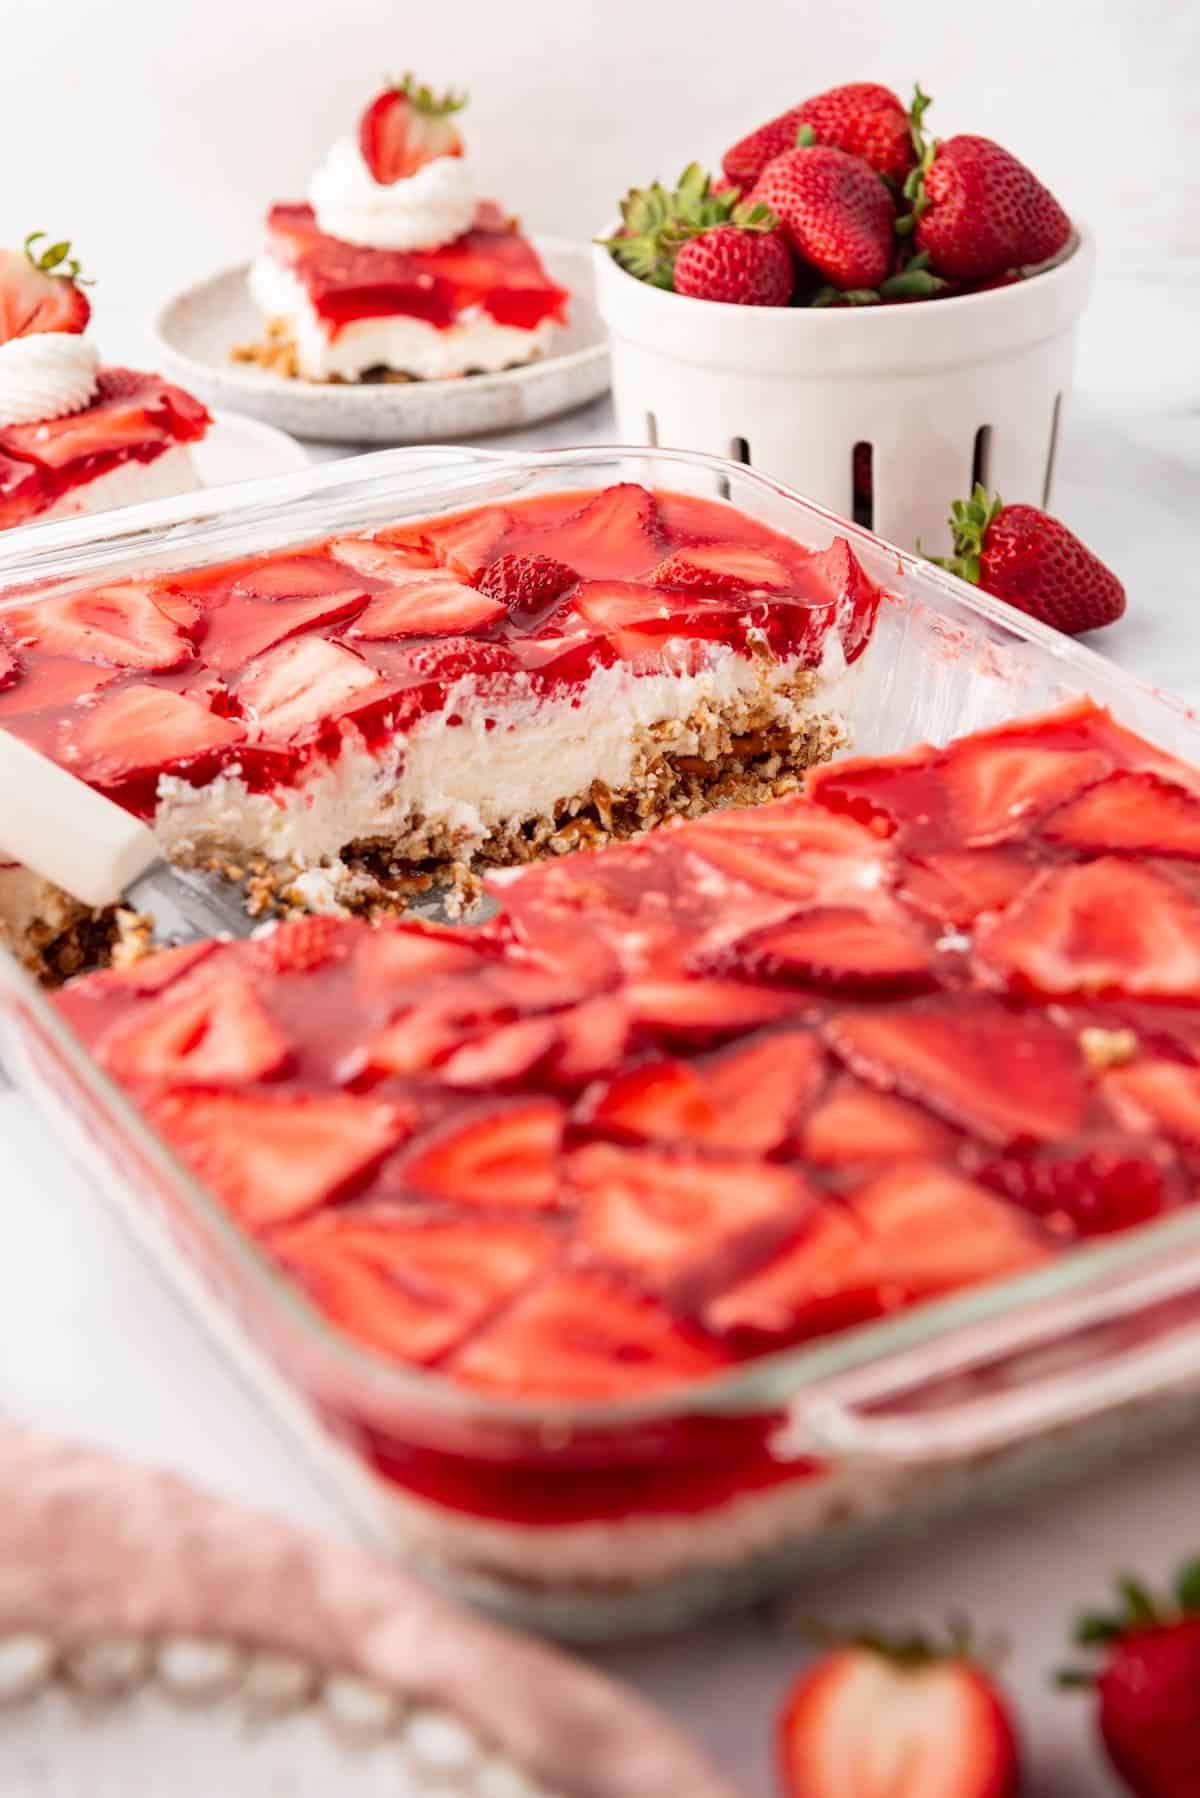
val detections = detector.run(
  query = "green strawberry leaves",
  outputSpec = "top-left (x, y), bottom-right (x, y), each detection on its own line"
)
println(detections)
top-left (389, 72), bottom-right (468, 116)
top-left (23, 231), bottom-right (91, 285)
top-left (924, 484), bottom-right (1006, 585)
top-left (600, 163), bottom-right (777, 290)
top-left (1060, 1559), bottom-right (1200, 1689)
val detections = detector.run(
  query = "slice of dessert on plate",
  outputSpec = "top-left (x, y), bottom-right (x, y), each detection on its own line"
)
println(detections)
top-left (239, 74), bottom-right (569, 383)
top-left (0, 479), bottom-right (879, 978)
top-left (0, 234), bottom-right (210, 531)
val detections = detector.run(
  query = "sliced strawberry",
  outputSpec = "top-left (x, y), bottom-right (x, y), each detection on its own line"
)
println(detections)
top-left (401, 1100), bottom-right (565, 1208)
top-left (848, 1161), bottom-right (1050, 1296)
top-left (273, 1211), bottom-right (557, 1366)
top-left (75, 940), bottom-right (220, 997)
top-left (438, 1017), bottom-right (559, 1088)
top-left (0, 654), bottom-right (113, 718)
top-left (581, 1058), bottom-right (717, 1143)
top-left (1105, 1059), bottom-right (1200, 1147)
top-left (100, 975), bottom-right (289, 1087)
top-left (146, 1089), bottom-right (412, 1229)
top-left (702, 1031), bottom-right (826, 1154)
top-left (721, 906), bottom-right (936, 994)
top-left (624, 977), bottom-right (799, 1042)
top-left (255, 915), bottom-right (358, 974)
top-left (937, 740), bottom-right (1111, 848)
top-left (477, 553), bottom-right (579, 616)
top-left (1042, 769), bottom-right (1200, 859)
top-left (327, 535), bottom-right (438, 578)
top-left (797, 537), bottom-right (882, 662)
top-left (552, 484), bottom-right (664, 579)
top-left (649, 543), bottom-right (792, 594)
top-left (0, 242), bottom-right (90, 342)
top-left (704, 1201), bottom-right (883, 1345)
top-left (2, 582), bottom-right (192, 671)
top-left (971, 1137), bottom-right (1178, 1237)
top-left (345, 571), bottom-right (505, 639)
top-left (684, 804), bottom-right (890, 905)
top-left (0, 448), bottom-right (46, 529)
top-left (363, 1005), bottom-right (477, 1077)
top-left (0, 638), bottom-right (19, 691)
top-left (570, 580), bottom-right (724, 659)
top-left (802, 1079), bottom-right (958, 1167)
top-left (897, 846), bottom-right (1038, 928)
top-left (422, 507), bottom-right (513, 579)
top-left (230, 556), bottom-right (361, 600)
top-left (354, 920), bottom-right (487, 996)
top-left (448, 1270), bottom-right (729, 1399)
top-left (63, 683), bottom-right (246, 786)
top-left (825, 997), bottom-right (1089, 1146)
top-left (545, 994), bottom-right (631, 1087)
top-left (358, 81), bottom-right (465, 185)
top-left (3, 369), bottom-right (207, 469)
top-left (200, 589), bottom-right (369, 674)
top-left (974, 858), bottom-right (1200, 999)
top-left (570, 1141), bottom-right (813, 1298)
top-left (237, 636), bottom-right (387, 742)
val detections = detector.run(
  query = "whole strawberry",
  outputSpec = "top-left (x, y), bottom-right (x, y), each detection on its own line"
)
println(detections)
top-left (932, 485), bottom-right (1126, 636)
top-left (912, 134), bottom-right (1071, 282)
top-left (1062, 1562), bottom-right (1200, 1797)
top-left (602, 162), bottom-right (759, 290)
top-left (779, 1626), bottom-right (1020, 1798)
top-left (674, 221), bottom-right (793, 305)
top-left (722, 82), bottom-right (918, 191)
top-left (753, 145), bottom-right (894, 291)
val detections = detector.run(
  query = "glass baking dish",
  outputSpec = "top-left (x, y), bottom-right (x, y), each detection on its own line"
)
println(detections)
top-left (4, 443), bottom-right (1200, 1644)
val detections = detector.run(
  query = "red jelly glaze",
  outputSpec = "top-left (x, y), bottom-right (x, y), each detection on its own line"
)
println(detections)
top-left (52, 700), bottom-right (1200, 1527)
top-left (265, 202), bottom-right (570, 336)
top-left (0, 483), bottom-right (883, 815)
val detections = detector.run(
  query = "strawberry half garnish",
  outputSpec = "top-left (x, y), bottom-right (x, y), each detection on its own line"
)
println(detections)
top-left (778, 1627), bottom-right (1020, 1798)
top-left (359, 73), bottom-right (467, 186)
top-left (0, 233), bottom-right (91, 343)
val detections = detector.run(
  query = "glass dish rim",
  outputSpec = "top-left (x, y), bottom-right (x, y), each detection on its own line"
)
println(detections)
top-left (5, 439), bottom-right (1200, 1436)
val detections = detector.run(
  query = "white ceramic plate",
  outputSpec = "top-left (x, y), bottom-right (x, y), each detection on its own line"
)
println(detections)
top-left (152, 239), bottom-right (610, 445)
top-left (195, 409), bottom-right (311, 485)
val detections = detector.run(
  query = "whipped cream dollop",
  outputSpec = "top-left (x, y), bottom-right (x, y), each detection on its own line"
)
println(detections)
top-left (0, 333), bottom-right (100, 428)
top-left (310, 138), bottom-right (476, 251)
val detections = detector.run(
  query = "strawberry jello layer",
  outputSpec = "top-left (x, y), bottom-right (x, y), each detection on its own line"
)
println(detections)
top-left (0, 368), bottom-right (209, 532)
top-left (53, 699), bottom-right (1200, 1596)
top-left (247, 203), bottom-right (568, 381)
top-left (0, 482), bottom-right (876, 978)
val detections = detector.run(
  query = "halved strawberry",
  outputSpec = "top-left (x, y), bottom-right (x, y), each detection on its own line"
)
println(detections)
top-left (3, 369), bottom-right (208, 469)
top-left (358, 77), bottom-right (466, 185)
top-left (345, 571), bottom-right (505, 639)
top-left (624, 977), bottom-right (799, 1042)
top-left (477, 553), bottom-right (579, 616)
top-left (1042, 769), bottom-right (1200, 859)
top-left (802, 1079), bottom-right (957, 1167)
top-left (649, 543), bottom-right (792, 594)
top-left (896, 846), bottom-right (1038, 928)
top-left (848, 1160), bottom-right (1050, 1296)
top-left (570, 1140), bottom-right (813, 1298)
top-left (421, 507), bottom-right (512, 579)
top-left (200, 589), bottom-right (369, 674)
top-left (255, 915), bottom-right (358, 974)
top-left (545, 994), bottom-right (631, 1087)
top-left (100, 975), bottom-right (289, 1087)
top-left (327, 535), bottom-right (438, 578)
top-left (146, 1089), bottom-right (412, 1229)
top-left (1105, 1059), bottom-right (1200, 1147)
top-left (62, 683), bottom-right (246, 786)
top-left (448, 1270), bottom-right (729, 1399)
top-left (237, 636), bottom-right (388, 742)
top-left (230, 556), bottom-right (362, 599)
top-left (400, 1100), bottom-right (565, 1208)
top-left (825, 997), bottom-right (1089, 1146)
top-left (272, 1211), bottom-right (558, 1365)
top-left (552, 484), bottom-right (664, 579)
top-left (2, 582), bottom-right (193, 671)
top-left (971, 1137), bottom-right (1177, 1237)
top-left (438, 1017), bottom-right (559, 1088)
top-left (704, 1201), bottom-right (882, 1345)
top-left (720, 906), bottom-right (936, 994)
top-left (0, 238), bottom-right (90, 342)
top-left (974, 858), bottom-right (1200, 999)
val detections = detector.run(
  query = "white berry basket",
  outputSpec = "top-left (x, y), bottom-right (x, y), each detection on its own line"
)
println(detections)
top-left (593, 225), bottom-right (1095, 552)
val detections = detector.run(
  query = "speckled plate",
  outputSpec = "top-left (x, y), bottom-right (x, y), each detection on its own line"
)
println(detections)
top-left (0, 1424), bottom-right (738, 1798)
top-left (151, 239), bottom-right (610, 445)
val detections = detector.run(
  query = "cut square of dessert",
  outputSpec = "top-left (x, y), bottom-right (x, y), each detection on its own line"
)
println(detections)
top-left (48, 698), bottom-right (1200, 1599)
top-left (0, 235), bottom-right (210, 530)
top-left (239, 76), bottom-right (569, 382)
top-left (0, 479), bottom-right (879, 978)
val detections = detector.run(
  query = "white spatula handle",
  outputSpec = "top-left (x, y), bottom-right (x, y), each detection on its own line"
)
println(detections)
top-left (0, 728), bottom-right (160, 909)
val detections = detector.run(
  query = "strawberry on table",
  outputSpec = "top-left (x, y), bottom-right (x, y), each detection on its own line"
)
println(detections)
top-left (930, 485), bottom-right (1126, 636)
top-left (0, 233), bottom-right (91, 342)
top-left (358, 73), bottom-right (467, 185)
top-left (778, 1627), bottom-right (1020, 1798)
top-left (1061, 1561), bottom-right (1200, 1798)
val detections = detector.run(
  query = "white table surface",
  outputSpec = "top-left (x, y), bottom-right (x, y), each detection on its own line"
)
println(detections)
top-left (4, 266), bottom-right (1200, 1796)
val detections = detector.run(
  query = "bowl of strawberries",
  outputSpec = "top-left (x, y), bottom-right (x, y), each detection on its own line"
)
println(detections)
top-left (594, 81), bottom-right (1094, 552)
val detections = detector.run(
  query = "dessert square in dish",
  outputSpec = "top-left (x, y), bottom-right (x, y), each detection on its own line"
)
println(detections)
top-left (49, 698), bottom-right (1200, 1595)
top-left (0, 480), bottom-right (878, 977)
top-left (240, 76), bottom-right (569, 383)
